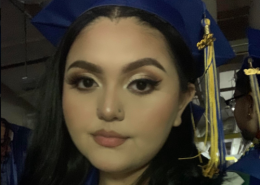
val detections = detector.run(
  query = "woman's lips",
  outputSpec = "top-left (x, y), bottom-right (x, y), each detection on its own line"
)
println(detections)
top-left (93, 135), bottom-right (128, 147)
top-left (92, 129), bottom-right (129, 148)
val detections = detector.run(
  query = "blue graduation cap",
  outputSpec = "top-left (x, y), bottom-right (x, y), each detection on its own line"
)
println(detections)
top-left (247, 28), bottom-right (260, 59)
top-left (32, 0), bottom-right (235, 77)
top-left (31, 0), bottom-right (235, 178)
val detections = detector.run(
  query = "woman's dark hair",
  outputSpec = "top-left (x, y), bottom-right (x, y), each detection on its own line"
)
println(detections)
top-left (235, 68), bottom-right (251, 95)
top-left (20, 6), bottom-right (222, 185)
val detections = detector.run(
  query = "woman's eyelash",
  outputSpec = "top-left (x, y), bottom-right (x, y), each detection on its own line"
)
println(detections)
top-left (66, 75), bottom-right (84, 86)
top-left (66, 74), bottom-right (161, 94)
top-left (130, 79), bottom-right (161, 87)
top-left (128, 78), bottom-right (161, 95)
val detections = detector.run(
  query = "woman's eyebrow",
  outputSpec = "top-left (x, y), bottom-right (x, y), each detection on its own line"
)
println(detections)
top-left (67, 58), bottom-right (166, 74)
top-left (122, 58), bottom-right (166, 74)
top-left (67, 60), bottom-right (103, 74)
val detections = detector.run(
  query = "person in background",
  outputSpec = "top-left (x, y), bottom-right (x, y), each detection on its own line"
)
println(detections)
top-left (226, 1), bottom-right (260, 183)
top-left (227, 59), bottom-right (260, 185)
top-left (1, 119), bottom-right (13, 164)
top-left (1, 118), bottom-right (17, 185)
top-left (233, 61), bottom-right (260, 143)
top-left (226, 0), bottom-right (260, 183)
top-left (1, 117), bottom-right (32, 185)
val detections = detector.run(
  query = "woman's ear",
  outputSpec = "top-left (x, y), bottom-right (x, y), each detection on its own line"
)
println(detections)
top-left (172, 83), bottom-right (196, 127)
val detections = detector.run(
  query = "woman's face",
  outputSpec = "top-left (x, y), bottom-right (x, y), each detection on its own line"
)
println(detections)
top-left (63, 17), bottom-right (194, 175)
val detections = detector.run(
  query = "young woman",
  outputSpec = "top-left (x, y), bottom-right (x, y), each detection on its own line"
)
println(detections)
top-left (20, 1), bottom-right (238, 185)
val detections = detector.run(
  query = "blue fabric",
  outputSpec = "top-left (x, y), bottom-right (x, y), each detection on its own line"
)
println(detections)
top-left (1, 143), bottom-right (18, 185)
top-left (10, 125), bottom-right (32, 181)
top-left (247, 28), bottom-right (260, 59)
top-left (250, 176), bottom-right (260, 185)
top-left (31, 0), bottom-right (235, 78)
top-left (227, 147), bottom-right (260, 180)
top-left (84, 167), bottom-right (99, 185)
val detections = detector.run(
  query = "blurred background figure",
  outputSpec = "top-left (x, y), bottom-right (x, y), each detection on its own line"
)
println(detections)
top-left (226, 0), bottom-right (260, 184)
top-left (1, 118), bottom-right (32, 185)
top-left (1, 119), bottom-right (14, 163)
top-left (232, 61), bottom-right (260, 142)
top-left (1, 118), bottom-right (16, 185)
top-left (226, 58), bottom-right (260, 184)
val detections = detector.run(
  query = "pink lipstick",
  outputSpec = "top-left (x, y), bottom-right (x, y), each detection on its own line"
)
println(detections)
top-left (92, 129), bottom-right (128, 148)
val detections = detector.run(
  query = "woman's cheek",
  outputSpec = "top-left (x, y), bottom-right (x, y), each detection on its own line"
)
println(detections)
top-left (62, 87), bottom-right (96, 131)
top-left (128, 91), bottom-right (179, 139)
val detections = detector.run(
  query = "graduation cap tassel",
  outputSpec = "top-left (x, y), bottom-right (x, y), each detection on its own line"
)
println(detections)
top-left (197, 18), bottom-right (226, 178)
top-left (244, 58), bottom-right (260, 135)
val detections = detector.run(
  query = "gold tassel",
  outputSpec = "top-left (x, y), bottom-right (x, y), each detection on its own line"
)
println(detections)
top-left (197, 18), bottom-right (221, 178)
top-left (178, 18), bottom-right (225, 178)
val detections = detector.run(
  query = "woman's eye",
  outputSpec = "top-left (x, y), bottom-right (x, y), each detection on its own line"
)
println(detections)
top-left (67, 75), bottom-right (98, 91)
top-left (128, 79), bottom-right (161, 94)
top-left (78, 78), bottom-right (96, 89)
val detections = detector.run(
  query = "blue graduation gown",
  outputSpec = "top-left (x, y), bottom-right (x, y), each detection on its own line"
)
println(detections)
top-left (84, 167), bottom-right (99, 185)
top-left (227, 146), bottom-right (260, 184)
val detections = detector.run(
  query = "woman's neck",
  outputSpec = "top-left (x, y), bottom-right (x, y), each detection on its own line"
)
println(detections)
top-left (98, 164), bottom-right (149, 185)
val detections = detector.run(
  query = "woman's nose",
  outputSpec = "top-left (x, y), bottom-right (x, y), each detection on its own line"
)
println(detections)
top-left (97, 89), bottom-right (124, 122)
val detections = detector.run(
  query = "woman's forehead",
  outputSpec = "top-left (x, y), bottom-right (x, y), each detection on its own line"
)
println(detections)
top-left (77, 16), bottom-right (163, 39)
top-left (66, 17), bottom-right (176, 74)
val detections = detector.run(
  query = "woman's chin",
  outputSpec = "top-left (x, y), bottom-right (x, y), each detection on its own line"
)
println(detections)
top-left (85, 149), bottom-right (134, 173)
top-left (91, 160), bottom-right (129, 173)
